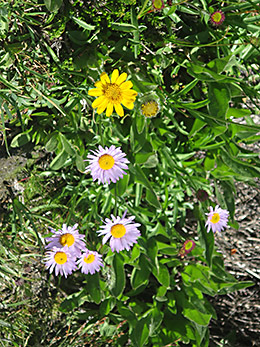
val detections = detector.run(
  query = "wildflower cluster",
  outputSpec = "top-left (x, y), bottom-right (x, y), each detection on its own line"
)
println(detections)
top-left (44, 224), bottom-right (103, 277)
top-left (45, 69), bottom-right (230, 279)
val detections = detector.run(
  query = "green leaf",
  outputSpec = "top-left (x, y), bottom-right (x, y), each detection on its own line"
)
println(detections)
top-left (49, 150), bottom-right (69, 170)
top-left (44, 0), bottom-right (63, 12)
top-left (177, 99), bottom-right (209, 110)
top-left (187, 62), bottom-right (238, 83)
top-left (131, 254), bottom-right (151, 290)
top-left (112, 22), bottom-right (138, 32)
top-left (71, 16), bottom-right (95, 31)
top-left (117, 302), bottom-right (137, 329)
top-left (111, 253), bottom-right (125, 297)
top-left (208, 83), bottom-right (230, 119)
top-left (204, 157), bottom-right (215, 171)
top-left (135, 165), bottom-right (161, 209)
top-left (132, 316), bottom-right (150, 347)
top-left (116, 174), bottom-right (129, 196)
top-left (136, 115), bottom-right (146, 134)
top-left (152, 263), bottom-right (170, 287)
top-left (221, 149), bottom-right (260, 178)
top-left (45, 135), bottom-right (58, 152)
top-left (59, 133), bottom-right (76, 156)
top-left (183, 306), bottom-right (211, 326)
top-left (226, 108), bottom-right (251, 119)
top-left (86, 273), bottom-right (101, 304)
top-left (10, 132), bottom-right (31, 147)
top-left (217, 281), bottom-right (254, 295)
top-left (174, 78), bottom-right (199, 97)
top-left (149, 307), bottom-right (164, 335)
top-left (75, 154), bottom-right (86, 172)
top-left (135, 152), bottom-right (154, 165)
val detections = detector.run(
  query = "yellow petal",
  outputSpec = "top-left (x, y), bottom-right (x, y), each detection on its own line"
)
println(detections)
top-left (92, 95), bottom-right (106, 108)
top-left (111, 69), bottom-right (119, 83)
top-left (114, 103), bottom-right (124, 117)
top-left (115, 72), bottom-right (127, 85)
top-left (106, 102), bottom-right (114, 117)
top-left (88, 88), bottom-right (103, 97)
top-left (100, 72), bottom-right (110, 85)
top-left (95, 81), bottom-right (103, 88)
top-left (122, 95), bottom-right (137, 103)
top-left (122, 101), bottom-right (134, 109)
top-left (122, 90), bottom-right (137, 99)
top-left (97, 99), bottom-right (109, 114)
top-left (120, 80), bottom-right (133, 90)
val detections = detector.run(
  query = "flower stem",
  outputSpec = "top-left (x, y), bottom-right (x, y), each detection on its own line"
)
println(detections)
top-left (137, 0), bottom-right (150, 19)
top-left (113, 183), bottom-right (118, 216)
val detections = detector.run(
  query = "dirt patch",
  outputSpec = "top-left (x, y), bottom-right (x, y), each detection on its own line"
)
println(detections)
top-left (209, 181), bottom-right (260, 347)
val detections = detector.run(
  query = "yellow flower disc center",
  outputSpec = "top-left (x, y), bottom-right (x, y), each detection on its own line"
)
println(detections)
top-left (59, 233), bottom-right (75, 247)
top-left (98, 154), bottom-right (115, 170)
top-left (103, 83), bottom-right (122, 103)
top-left (212, 12), bottom-right (222, 23)
top-left (111, 224), bottom-right (126, 238)
top-left (141, 101), bottom-right (159, 117)
top-left (54, 251), bottom-right (68, 265)
top-left (184, 241), bottom-right (193, 250)
top-left (84, 254), bottom-right (95, 264)
top-left (211, 213), bottom-right (220, 224)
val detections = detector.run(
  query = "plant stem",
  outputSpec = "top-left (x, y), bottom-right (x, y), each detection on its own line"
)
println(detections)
top-left (137, 0), bottom-right (150, 19)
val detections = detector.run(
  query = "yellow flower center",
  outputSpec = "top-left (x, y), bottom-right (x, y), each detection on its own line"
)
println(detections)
top-left (111, 224), bottom-right (126, 238)
top-left (98, 154), bottom-right (115, 170)
top-left (212, 12), bottom-right (222, 23)
top-left (154, 0), bottom-right (163, 9)
top-left (54, 251), bottom-right (68, 265)
top-left (103, 83), bottom-right (122, 103)
top-left (84, 253), bottom-right (95, 264)
top-left (184, 241), bottom-right (193, 251)
top-left (59, 233), bottom-right (75, 247)
top-left (141, 101), bottom-right (159, 117)
top-left (211, 213), bottom-right (220, 224)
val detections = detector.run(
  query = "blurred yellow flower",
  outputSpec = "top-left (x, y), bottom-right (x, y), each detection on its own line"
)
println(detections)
top-left (141, 100), bottom-right (159, 118)
top-left (88, 69), bottom-right (138, 117)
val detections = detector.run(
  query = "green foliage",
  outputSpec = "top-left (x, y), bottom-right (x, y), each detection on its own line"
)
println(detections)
top-left (0, 0), bottom-right (259, 346)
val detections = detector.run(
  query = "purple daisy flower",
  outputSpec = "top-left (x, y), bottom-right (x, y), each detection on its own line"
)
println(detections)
top-left (210, 10), bottom-right (225, 26)
top-left (44, 246), bottom-right (77, 278)
top-left (97, 210), bottom-right (141, 252)
top-left (77, 250), bottom-right (104, 275)
top-left (45, 224), bottom-right (86, 257)
top-left (85, 145), bottom-right (129, 185)
top-left (183, 240), bottom-right (196, 254)
top-left (205, 205), bottom-right (229, 233)
top-left (152, 0), bottom-right (165, 11)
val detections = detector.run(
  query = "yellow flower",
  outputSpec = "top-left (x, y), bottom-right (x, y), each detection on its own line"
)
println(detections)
top-left (88, 69), bottom-right (138, 117)
top-left (141, 100), bottom-right (159, 118)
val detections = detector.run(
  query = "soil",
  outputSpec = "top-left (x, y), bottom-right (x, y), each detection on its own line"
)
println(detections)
top-left (209, 181), bottom-right (260, 347)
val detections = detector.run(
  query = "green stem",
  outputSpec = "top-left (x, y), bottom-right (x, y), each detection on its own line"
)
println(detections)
top-left (113, 183), bottom-right (118, 216)
top-left (99, 120), bottom-right (104, 147)
top-left (137, 0), bottom-right (150, 19)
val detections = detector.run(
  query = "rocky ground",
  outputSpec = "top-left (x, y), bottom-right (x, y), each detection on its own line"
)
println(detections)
top-left (208, 181), bottom-right (260, 347)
